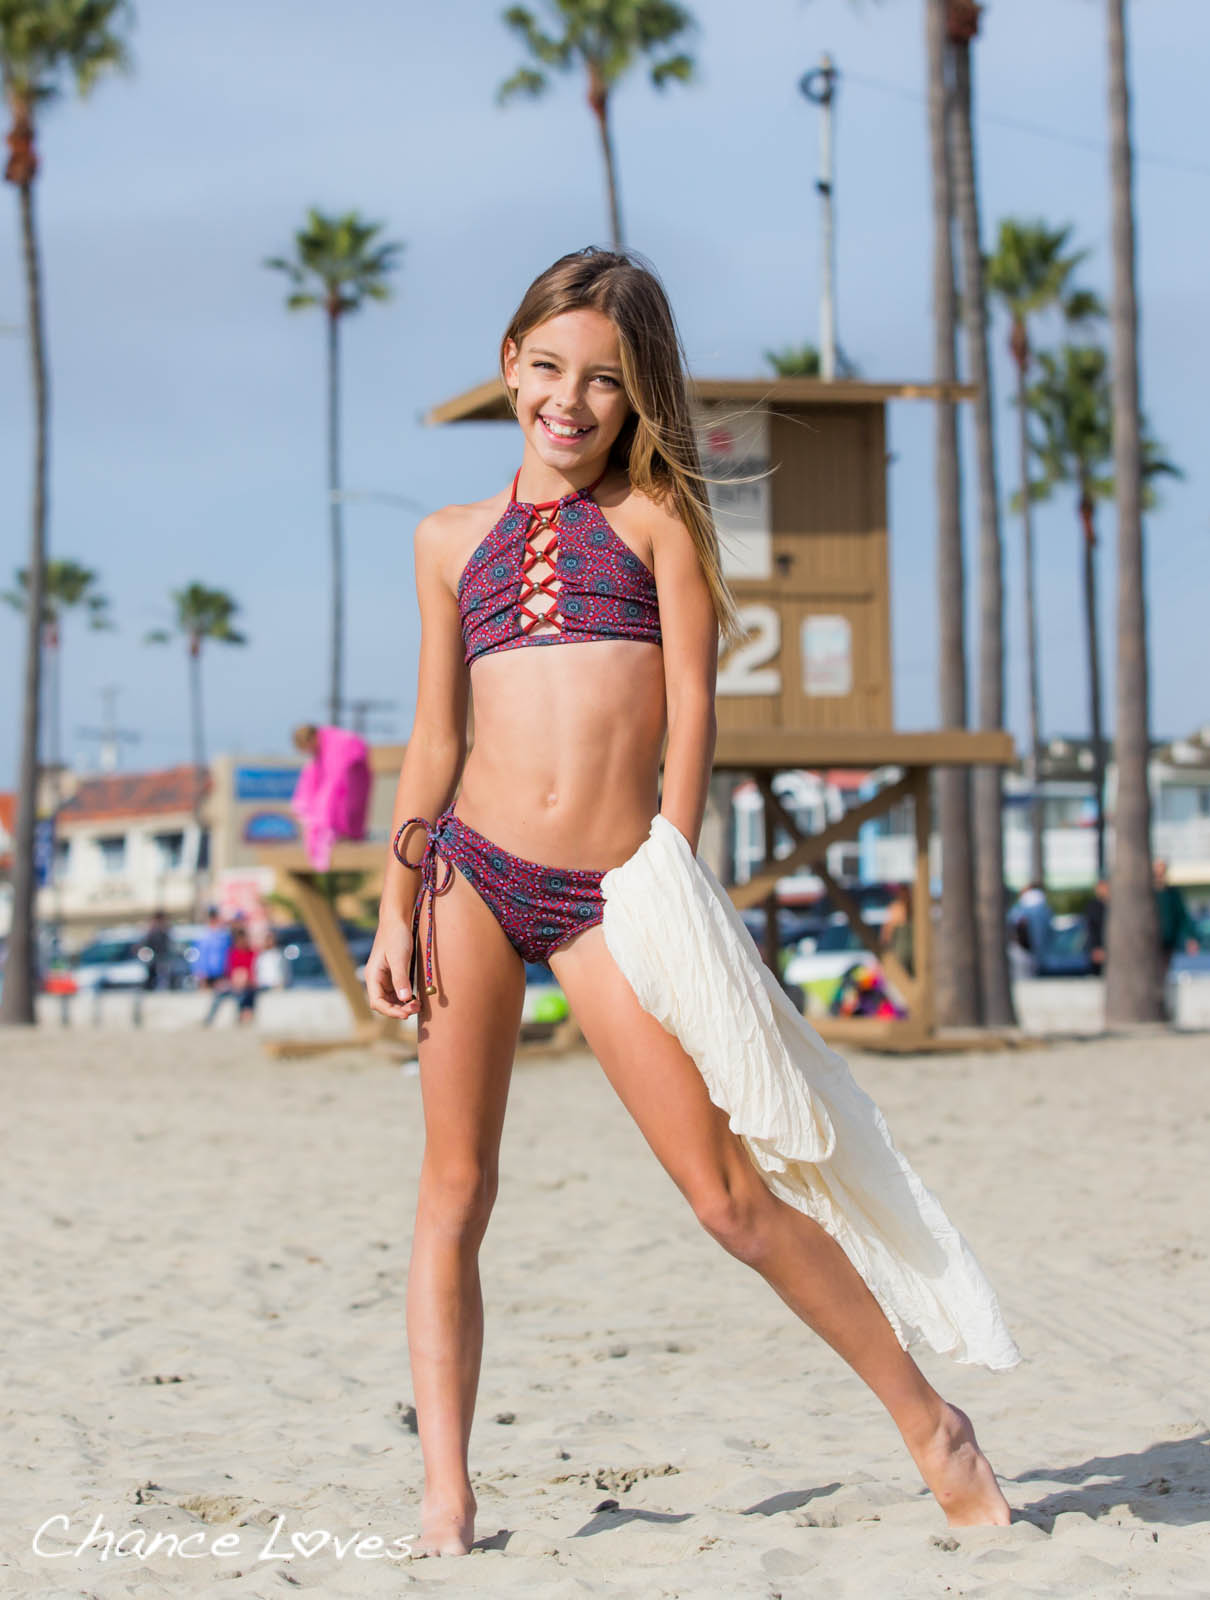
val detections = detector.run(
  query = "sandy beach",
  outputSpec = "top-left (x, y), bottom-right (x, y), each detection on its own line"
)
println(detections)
top-left (1, 1025), bottom-right (1207, 1598)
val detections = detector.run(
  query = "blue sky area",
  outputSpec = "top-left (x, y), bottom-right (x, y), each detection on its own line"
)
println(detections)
top-left (1, 0), bottom-right (1206, 783)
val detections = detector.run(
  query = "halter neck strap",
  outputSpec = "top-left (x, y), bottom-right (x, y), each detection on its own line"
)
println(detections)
top-left (510, 464), bottom-right (608, 511)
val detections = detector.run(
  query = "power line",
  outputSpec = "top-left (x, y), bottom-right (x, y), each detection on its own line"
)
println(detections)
top-left (844, 69), bottom-right (1210, 180)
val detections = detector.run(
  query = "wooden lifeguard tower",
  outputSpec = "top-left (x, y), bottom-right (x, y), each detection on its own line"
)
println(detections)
top-left (259, 376), bottom-right (1012, 1055)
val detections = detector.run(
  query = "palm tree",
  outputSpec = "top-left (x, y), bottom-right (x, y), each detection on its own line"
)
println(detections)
top-left (145, 585), bottom-right (247, 915)
top-left (764, 341), bottom-right (859, 380)
top-left (985, 220), bottom-right (1103, 889)
top-left (497, 0), bottom-right (696, 248)
top-left (765, 342), bottom-right (821, 377)
top-left (3, 558), bottom-right (113, 791)
top-left (946, 0), bottom-right (1013, 1025)
top-left (0, 0), bottom-right (131, 1026)
top-left (1025, 345), bottom-right (1179, 880)
top-left (265, 210), bottom-right (402, 728)
top-left (926, 0), bottom-right (980, 1026)
top-left (1104, 0), bottom-right (1161, 1023)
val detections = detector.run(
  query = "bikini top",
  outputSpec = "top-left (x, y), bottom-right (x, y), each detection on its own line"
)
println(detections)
top-left (457, 467), bottom-right (662, 666)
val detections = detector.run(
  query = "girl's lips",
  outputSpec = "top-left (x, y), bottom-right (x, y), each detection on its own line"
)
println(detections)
top-left (538, 413), bottom-right (595, 444)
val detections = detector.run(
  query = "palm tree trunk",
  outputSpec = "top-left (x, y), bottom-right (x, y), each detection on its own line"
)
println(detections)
top-left (1, 178), bottom-right (51, 1027)
top-left (48, 632), bottom-right (64, 939)
top-left (949, 36), bottom-right (1014, 1025)
top-left (1079, 497), bottom-right (1107, 876)
top-left (189, 642), bottom-right (207, 919)
top-left (927, 0), bottom-right (980, 1027)
top-left (1104, 0), bottom-right (1160, 1022)
top-left (327, 308), bottom-right (344, 728)
top-left (1015, 340), bottom-right (1046, 887)
top-left (588, 70), bottom-right (624, 248)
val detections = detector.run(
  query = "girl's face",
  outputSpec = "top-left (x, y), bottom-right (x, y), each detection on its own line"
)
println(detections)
top-left (504, 309), bottom-right (632, 474)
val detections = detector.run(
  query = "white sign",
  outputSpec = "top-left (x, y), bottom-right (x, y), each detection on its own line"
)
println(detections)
top-left (801, 614), bottom-right (853, 697)
top-left (695, 404), bottom-right (771, 581)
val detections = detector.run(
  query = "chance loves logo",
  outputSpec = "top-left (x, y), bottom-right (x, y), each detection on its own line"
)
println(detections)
top-left (32, 1511), bottom-right (414, 1564)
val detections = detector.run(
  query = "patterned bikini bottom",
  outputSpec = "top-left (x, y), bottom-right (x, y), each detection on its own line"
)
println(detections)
top-left (393, 806), bottom-right (606, 995)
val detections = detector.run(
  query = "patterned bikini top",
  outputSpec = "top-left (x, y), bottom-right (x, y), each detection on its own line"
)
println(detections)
top-left (457, 467), bottom-right (662, 666)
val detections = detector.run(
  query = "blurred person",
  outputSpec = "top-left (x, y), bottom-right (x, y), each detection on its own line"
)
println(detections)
top-left (290, 723), bottom-right (371, 871)
top-left (1154, 859), bottom-right (1199, 1018)
top-left (199, 911), bottom-right (238, 1027)
top-left (1010, 882), bottom-right (1052, 976)
top-left (363, 248), bottom-right (1016, 1556)
top-left (255, 927), bottom-right (288, 990)
top-left (225, 923), bottom-right (258, 1027)
top-left (1154, 859), bottom-right (1198, 963)
top-left (1084, 878), bottom-right (1110, 976)
top-left (880, 883), bottom-right (915, 979)
top-left (195, 908), bottom-right (230, 996)
top-left (141, 910), bottom-right (171, 991)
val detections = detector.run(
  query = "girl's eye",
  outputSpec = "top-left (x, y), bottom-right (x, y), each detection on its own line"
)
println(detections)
top-left (533, 360), bottom-right (556, 371)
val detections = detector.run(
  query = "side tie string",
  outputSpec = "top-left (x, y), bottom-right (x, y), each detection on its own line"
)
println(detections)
top-left (392, 815), bottom-right (456, 997)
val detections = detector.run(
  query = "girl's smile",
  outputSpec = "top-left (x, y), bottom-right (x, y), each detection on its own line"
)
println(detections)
top-left (537, 412), bottom-right (596, 444)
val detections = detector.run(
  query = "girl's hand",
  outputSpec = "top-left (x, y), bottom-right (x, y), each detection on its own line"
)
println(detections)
top-left (366, 918), bottom-right (422, 1020)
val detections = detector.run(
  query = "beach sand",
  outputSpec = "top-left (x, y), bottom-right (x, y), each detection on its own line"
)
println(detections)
top-left (1, 1027), bottom-right (1206, 1598)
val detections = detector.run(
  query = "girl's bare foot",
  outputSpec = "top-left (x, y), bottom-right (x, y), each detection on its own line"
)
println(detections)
top-left (906, 1401), bottom-right (1012, 1526)
top-left (411, 1489), bottom-right (477, 1557)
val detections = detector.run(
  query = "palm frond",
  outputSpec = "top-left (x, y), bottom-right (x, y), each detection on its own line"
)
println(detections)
top-left (1063, 287), bottom-right (1105, 327)
top-left (764, 342), bottom-right (821, 378)
top-left (496, 64), bottom-right (549, 102)
top-left (265, 207), bottom-right (403, 317)
top-left (0, 0), bottom-right (132, 107)
top-left (650, 50), bottom-right (693, 89)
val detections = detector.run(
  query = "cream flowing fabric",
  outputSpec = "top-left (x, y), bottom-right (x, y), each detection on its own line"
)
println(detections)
top-left (599, 814), bottom-right (1021, 1372)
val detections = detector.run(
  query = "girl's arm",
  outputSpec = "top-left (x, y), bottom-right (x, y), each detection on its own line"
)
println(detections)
top-left (368, 511), bottom-right (470, 1018)
top-left (647, 499), bottom-right (719, 856)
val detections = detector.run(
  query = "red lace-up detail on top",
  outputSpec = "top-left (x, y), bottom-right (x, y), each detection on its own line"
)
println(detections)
top-left (512, 466), bottom-right (607, 638)
top-left (457, 467), bottom-right (662, 665)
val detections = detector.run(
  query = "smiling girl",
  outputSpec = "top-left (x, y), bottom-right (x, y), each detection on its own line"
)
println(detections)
top-left (365, 248), bottom-right (1015, 1557)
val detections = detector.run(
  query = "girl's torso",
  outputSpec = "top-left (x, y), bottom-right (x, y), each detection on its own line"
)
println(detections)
top-left (437, 473), bottom-right (668, 871)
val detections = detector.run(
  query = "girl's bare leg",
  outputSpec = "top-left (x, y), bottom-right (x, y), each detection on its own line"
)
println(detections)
top-left (549, 928), bottom-right (1012, 1527)
top-left (406, 867), bottom-right (527, 1555)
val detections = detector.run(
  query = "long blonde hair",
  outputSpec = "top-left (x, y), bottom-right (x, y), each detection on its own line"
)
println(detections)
top-left (499, 246), bottom-right (746, 649)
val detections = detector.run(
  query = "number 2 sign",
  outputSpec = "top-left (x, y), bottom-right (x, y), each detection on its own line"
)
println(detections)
top-left (717, 603), bottom-right (781, 696)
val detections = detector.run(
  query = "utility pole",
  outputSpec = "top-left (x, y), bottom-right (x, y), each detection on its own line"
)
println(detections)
top-left (800, 54), bottom-right (840, 381)
top-left (76, 684), bottom-right (140, 772)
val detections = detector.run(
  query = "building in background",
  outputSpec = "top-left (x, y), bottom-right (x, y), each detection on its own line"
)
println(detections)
top-left (0, 750), bottom-right (395, 944)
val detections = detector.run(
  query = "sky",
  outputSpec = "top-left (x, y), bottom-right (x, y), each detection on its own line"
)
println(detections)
top-left (1, 0), bottom-right (1207, 785)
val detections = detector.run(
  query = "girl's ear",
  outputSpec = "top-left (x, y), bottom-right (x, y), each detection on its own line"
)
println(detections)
top-left (502, 337), bottom-right (521, 390)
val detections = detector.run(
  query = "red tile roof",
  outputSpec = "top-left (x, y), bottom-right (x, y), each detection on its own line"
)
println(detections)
top-left (58, 765), bottom-right (211, 823)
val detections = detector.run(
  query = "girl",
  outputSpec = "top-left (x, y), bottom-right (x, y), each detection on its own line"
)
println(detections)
top-left (365, 247), bottom-right (1015, 1557)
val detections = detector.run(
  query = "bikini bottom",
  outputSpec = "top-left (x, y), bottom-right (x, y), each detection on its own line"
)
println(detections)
top-left (393, 805), bottom-right (606, 996)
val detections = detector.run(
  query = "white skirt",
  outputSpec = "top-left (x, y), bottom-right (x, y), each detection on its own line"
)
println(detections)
top-left (599, 814), bottom-right (1021, 1372)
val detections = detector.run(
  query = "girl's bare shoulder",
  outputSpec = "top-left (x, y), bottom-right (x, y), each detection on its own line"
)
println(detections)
top-left (605, 475), bottom-right (694, 563)
top-left (414, 487), bottom-right (513, 593)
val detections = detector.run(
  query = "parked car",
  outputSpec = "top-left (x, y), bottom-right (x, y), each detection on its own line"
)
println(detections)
top-left (285, 923), bottom-right (376, 988)
top-left (70, 932), bottom-right (192, 991)
top-left (741, 905), bottom-right (832, 950)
